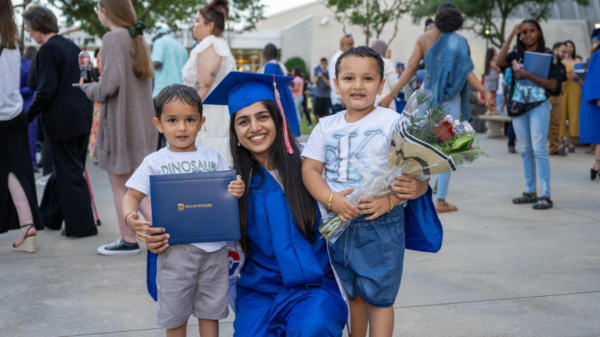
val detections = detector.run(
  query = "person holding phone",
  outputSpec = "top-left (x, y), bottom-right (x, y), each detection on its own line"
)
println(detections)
top-left (23, 5), bottom-right (97, 238)
top-left (496, 19), bottom-right (566, 210)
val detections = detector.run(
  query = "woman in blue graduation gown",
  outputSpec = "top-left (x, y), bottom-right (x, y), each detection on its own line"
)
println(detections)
top-left (215, 73), bottom-right (347, 336)
top-left (579, 44), bottom-right (600, 178)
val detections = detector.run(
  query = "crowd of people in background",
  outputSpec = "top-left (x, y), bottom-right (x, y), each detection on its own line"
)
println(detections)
top-left (1, 0), bottom-right (598, 253)
top-left (2, 0), bottom-right (600, 335)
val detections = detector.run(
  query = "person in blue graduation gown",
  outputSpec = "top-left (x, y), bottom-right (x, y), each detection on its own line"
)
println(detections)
top-left (210, 72), bottom-right (347, 336)
top-left (579, 43), bottom-right (600, 177)
top-left (259, 44), bottom-right (301, 138)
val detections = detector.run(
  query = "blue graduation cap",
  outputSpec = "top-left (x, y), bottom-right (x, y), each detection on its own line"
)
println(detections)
top-left (396, 61), bottom-right (405, 67)
top-left (204, 72), bottom-right (295, 154)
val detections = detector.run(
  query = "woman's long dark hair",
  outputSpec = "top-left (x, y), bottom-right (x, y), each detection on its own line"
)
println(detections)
top-left (230, 100), bottom-right (318, 254)
top-left (484, 47), bottom-right (495, 76)
top-left (263, 43), bottom-right (278, 62)
top-left (516, 19), bottom-right (546, 56)
top-left (564, 39), bottom-right (577, 59)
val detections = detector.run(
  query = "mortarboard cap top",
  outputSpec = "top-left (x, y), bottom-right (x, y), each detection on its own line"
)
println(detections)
top-left (204, 72), bottom-right (293, 116)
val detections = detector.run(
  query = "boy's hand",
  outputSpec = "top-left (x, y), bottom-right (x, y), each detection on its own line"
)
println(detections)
top-left (357, 196), bottom-right (392, 221)
top-left (125, 212), bottom-right (153, 242)
top-left (391, 175), bottom-right (428, 200)
top-left (144, 227), bottom-right (170, 254)
top-left (331, 188), bottom-right (362, 222)
top-left (228, 175), bottom-right (245, 198)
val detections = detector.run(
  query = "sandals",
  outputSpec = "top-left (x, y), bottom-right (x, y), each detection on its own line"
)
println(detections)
top-left (533, 198), bottom-right (553, 210)
top-left (435, 200), bottom-right (458, 213)
top-left (512, 193), bottom-right (537, 204)
top-left (12, 223), bottom-right (36, 253)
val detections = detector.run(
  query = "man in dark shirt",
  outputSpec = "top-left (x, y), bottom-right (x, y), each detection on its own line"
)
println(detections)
top-left (313, 58), bottom-right (331, 123)
top-left (24, 5), bottom-right (96, 237)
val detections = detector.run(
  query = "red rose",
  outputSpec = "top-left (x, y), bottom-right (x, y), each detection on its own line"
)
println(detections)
top-left (435, 121), bottom-right (455, 141)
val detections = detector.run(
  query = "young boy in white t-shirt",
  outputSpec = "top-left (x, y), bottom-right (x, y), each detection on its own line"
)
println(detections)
top-left (302, 47), bottom-right (428, 335)
top-left (122, 84), bottom-right (244, 337)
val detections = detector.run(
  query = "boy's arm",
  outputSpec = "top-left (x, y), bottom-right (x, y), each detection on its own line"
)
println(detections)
top-left (302, 158), bottom-right (361, 222)
top-left (122, 188), bottom-right (153, 243)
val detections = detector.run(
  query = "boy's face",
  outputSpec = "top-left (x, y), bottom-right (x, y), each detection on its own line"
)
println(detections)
top-left (152, 100), bottom-right (205, 153)
top-left (333, 55), bottom-right (385, 112)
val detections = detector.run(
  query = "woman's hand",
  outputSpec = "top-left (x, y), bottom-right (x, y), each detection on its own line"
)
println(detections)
top-left (144, 227), bottom-right (170, 254)
top-left (357, 196), bottom-right (392, 221)
top-left (391, 175), bottom-right (428, 200)
top-left (512, 67), bottom-right (528, 80)
top-left (79, 76), bottom-right (96, 87)
top-left (228, 175), bottom-right (245, 198)
top-left (330, 188), bottom-right (362, 222)
top-left (125, 212), bottom-right (153, 242)
top-left (378, 94), bottom-right (394, 108)
top-left (510, 23), bottom-right (526, 38)
top-left (484, 90), bottom-right (496, 110)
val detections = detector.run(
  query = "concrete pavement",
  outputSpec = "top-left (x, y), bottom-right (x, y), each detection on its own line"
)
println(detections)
top-left (1, 136), bottom-right (599, 337)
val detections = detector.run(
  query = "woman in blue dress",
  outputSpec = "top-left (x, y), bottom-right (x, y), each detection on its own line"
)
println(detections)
top-left (579, 43), bottom-right (600, 179)
top-left (259, 43), bottom-right (301, 138)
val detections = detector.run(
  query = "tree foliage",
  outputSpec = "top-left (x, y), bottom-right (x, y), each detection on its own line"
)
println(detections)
top-left (35, 0), bottom-right (264, 38)
top-left (411, 0), bottom-right (590, 48)
top-left (284, 56), bottom-right (308, 78)
top-left (323, 0), bottom-right (411, 46)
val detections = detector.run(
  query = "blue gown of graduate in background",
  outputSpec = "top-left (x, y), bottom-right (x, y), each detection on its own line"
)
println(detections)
top-left (233, 166), bottom-right (347, 337)
top-left (579, 51), bottom-right (600, 144)
top-left (263, 63), bottom-right (301, 138)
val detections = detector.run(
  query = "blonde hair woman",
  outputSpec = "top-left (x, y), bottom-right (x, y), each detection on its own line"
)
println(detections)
top-left (182, 0), bottom-right (236, 165)
top-left (80, 0), bottom-right (157, 255)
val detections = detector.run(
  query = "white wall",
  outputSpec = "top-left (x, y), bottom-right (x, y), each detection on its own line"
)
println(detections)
top-left (280, 16), bottom-right (313, 73)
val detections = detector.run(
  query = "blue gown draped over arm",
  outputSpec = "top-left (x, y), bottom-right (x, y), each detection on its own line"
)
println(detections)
top-left (263, 63), bottom-right (301, 138)
top-left (233, 166), bottom-right (347, 337)
top-left (579, 52), bottom-right (600, 144)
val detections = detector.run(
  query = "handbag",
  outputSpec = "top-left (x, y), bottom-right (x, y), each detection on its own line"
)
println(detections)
top-left (404, 186), bottom-right (443, 253)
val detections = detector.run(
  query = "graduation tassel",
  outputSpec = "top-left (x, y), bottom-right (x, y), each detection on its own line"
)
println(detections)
top-left (273, 74), bottom-right (294, 155)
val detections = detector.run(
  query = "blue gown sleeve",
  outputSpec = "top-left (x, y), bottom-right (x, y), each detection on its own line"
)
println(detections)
top-left (262, 189), bottom-right (324, 288)
top-left (405, 186), bottom-right (443, 253)
top-left (147, 251), bottom-right (158, 301)
top-left (583, 53), bottom-right (600, 103)
top-left (264, 63), bottom-right (284, 76)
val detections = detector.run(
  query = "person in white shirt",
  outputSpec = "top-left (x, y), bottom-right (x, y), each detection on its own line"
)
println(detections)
top-left (329, 34), bottom-right (355, 114)
top-left (371, 39), bottom-right (400, 111)
top-left (303, 46), bottom-right (429, 336)
top-left (123, 84), bottom-right (244, 336)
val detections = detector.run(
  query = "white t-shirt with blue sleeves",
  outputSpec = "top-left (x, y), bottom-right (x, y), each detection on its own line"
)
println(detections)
top-left (301, 107), bottom-right (401, 198)
top-left (126, 145), bottom-right (229, 252)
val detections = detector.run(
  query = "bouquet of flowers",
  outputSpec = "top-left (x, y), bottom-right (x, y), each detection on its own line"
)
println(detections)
top-left (319, 89), bottom-right (486, 243)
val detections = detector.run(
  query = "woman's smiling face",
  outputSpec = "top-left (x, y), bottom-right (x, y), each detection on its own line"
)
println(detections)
top-left (234, 101), bottom-right (277, 163)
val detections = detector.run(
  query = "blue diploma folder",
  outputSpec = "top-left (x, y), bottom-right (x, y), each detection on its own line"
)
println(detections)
top-left (149, 170), bottom-right (241, 244)
top-left (521, 51), bottom-right (551, 87)
top-left (573, 62), bottom-right (586, 82)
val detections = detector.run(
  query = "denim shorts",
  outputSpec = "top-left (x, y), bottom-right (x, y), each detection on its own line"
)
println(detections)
top-left (328, 205), bottom-right (405, 308)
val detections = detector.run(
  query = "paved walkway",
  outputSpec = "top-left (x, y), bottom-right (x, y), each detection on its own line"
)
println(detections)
top-left (1, 137), bottom-right (599, 337)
